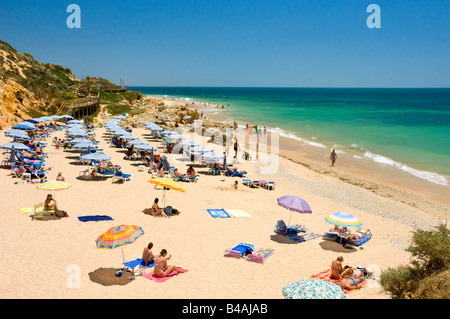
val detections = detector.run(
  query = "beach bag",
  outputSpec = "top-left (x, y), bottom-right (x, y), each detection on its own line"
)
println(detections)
top-left (55, 209), bottom-right (68, 218)
top-left (164, 206), bottom-right (173, 216)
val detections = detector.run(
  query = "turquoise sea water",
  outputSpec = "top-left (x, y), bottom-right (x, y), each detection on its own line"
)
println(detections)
top-left (129, 87), bottom-right (450, 186)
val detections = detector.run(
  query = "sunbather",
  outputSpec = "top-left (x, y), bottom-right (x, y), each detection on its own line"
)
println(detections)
top-left (143, 198), bottom-right (168, 218)
top-left (186, 166), bottom-right (197, 177)
top-left (56, 172), bottom-right (65, 182)
top-left (344, 228), bottom-right (370, 243)
top-left (338, 268), bottom-right (369, 291)
top-left (142, 242), bottom-right (155, 267)
top-left (44, 194), bottom-right (58, 211)
top-left (330, 256), bottom-right (345, 279)
top-left (173, 168), bottom-right (184, 178)
top-left (153, 249), bottom-right (184, 278)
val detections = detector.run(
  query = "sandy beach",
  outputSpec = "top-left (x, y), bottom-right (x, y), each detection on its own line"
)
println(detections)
top-left (1, 108), bottom-right (448, 300)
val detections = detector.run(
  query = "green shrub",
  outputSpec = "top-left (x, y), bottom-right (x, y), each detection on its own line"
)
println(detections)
top-left (380, 222), bottom-right (450, 298)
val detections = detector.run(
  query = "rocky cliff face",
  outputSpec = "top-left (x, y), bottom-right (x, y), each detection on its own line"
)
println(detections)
top-left (0, 40), bottom-right (80, 129)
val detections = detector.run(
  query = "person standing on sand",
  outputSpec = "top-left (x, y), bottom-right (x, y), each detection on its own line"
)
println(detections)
top-left (330, 149), bottom-right (337, 167)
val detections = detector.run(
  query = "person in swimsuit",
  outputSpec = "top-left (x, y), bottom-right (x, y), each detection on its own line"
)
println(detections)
top-left (338, 268), bottom-right (369, 291)
top-left (330, 256), bottom-right (345, 279)
top-left (330, 149), bottom-right (337, 167)
top-left (44, 194), bottom-right (58, 211)
top-left (143, 198), bottom-right (168, 218)
top-left (153, 249), bottom-right (184, 278)
top-left (344, 228), bottom-right (371, 243)
top-left (142, 242), bottom-right (155, 267)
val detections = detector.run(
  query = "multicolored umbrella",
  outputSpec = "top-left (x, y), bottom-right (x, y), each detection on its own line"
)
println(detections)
top-left (122, 113), bottom-right (131, 118)
top-left (96, 225), bottom-right (145, 264)
top-left (35, 180), bottom-right (72, 191)
top-left (324, 212), bottom-right (363, 228)
top-left (277, 195), bottom-right (312, 227)
top-left (282, 278), bottom-right (346, 299)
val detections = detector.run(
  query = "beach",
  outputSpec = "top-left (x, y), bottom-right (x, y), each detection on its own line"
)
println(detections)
top-left (1, 109), bottom-right (448, 300)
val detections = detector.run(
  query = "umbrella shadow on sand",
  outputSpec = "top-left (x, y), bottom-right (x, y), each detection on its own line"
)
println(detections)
top-left (269, 234), bottom-right (301, 245)
top-left (88, 268), bottom-right (135, 286)
top-left (318, 240), bottom-right (356, 253)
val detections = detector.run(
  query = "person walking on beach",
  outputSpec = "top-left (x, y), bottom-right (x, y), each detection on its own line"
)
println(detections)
top-left (330, 149), bottom-right (337, 167)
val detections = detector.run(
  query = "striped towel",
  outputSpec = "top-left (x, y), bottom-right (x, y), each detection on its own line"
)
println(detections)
top-left (287, 232), bottom-right (320, 243)
top-left (311, 269), bottom-right (368, 293)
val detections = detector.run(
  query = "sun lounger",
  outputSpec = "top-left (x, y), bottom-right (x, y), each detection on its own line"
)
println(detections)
top-left (242, 179), bottom-right (252, 186)
top-left (263, 181), bottom-right (275, 190)
top-left (32, 202), bottom-right (54, 220)
top-left (112, 171), bottom-right (133, 183)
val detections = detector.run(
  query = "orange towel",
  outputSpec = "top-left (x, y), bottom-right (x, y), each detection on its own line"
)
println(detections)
top-left (311, 269), bottom-right (368, 293)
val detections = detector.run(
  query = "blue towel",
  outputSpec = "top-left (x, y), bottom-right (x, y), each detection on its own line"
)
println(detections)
top-left (77, 215), bottom-right (114, 222)
top-left (207, 209), bottom-right (230, 218)
top-left (123, 258), bottom-right (154, 269)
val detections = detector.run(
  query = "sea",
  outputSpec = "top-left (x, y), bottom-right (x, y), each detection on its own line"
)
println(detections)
top-left (129, 87), bottom-right (450, 187)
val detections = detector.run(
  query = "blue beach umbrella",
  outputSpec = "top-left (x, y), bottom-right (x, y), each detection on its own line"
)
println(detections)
top-left (81, 152), bottom-right (111, 162)
top-left (0, 142), bottom-right (31, 151)
top-left (4, 129), bottom-right (30, 139)
top-left (13, 122), bottom-right (35, 130)
top-left (134, 144), bottom-right (157, 151)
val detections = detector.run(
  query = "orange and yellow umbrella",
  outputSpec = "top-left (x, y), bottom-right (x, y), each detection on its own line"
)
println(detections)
top-left (148, 178), bottom-right (185, 208)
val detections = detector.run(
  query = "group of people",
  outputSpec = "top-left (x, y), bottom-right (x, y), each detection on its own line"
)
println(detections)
top-left (329, 225), bottom-right (371, 244)
top-left (141, 242), bottom-right (185, 278)
top-left (331, 256), bottom-right (370, 291)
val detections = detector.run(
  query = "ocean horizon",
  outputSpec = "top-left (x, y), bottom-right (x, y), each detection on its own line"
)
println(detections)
top-left (130, 86), bottom-right (450, 187)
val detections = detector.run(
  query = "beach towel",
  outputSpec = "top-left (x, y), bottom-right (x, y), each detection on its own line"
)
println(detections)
top-left (247, 248), bottom-right (275, 264)
top-left (123, 258), bottom-right (154, 270)
top-left (225, 243), bottom-right (255, 258)
top-left (20, 207), bottom-right (35, 214)
top-left (310, 269), bottom-right (368, 294)
top-left (225, 209), bottom-right (252, 218)
top-left (143, 268), bottom-right (188, 283)
top-left (207, 209), bottom-right (230, 218)
top-left (77, 215), bottom-right (114, 222)
top-left (287, 232), bottom-right (321, 243)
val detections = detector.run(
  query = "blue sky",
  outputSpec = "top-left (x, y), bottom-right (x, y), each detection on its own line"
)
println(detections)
top-left (0, 0), bottom-right (449, 87)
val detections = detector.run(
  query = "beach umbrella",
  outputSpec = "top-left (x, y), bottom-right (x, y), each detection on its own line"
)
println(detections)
top-left (69, 138), bottom-right (90, 144)
top-left (13, 122), bottom-right (35, 130)
top-left (35, 180), bottom-right (72, 191)
top-left (117, 134), bottom-right (138, 140)
top-left (165, 134), bottom-right (185, 140)
top-left (179, 141), bottom-right (200, 147)
top-left (67, 120), bottom-right (83, 124)
top-left (60, 115), bottom-right (74, 119)
top-left (147, 178), bottom-right (185, 208)
top-left (122, 113), bottom-right (131, 118)
top-left (189, 146), bottom-right (211, 153)
top-left (72, 142), bottom-right (95, 149)
top-left (0, 142), bottom-right (31, 151)
top-left (115, 115), bottom-right (127, 120)
top-left (277, 195), bottom-right (312, 227)
top-left (39, 116), bottom-right (53, 122)
top-left (95, 225), bottom-right (145, 265)
top-left (81, 152), bottom-right (111, 162)
top-left (134, 144), bottom-right (157, 151)
top-left (126, 139), bottom-right (147, 146)
top-left (200, 152), bottom-right (224, 161)
top-left (282, 278), bottom-right (346, 299)
top-left (4, 129), bottom-right (30, 139)
top-left (324, 212), bottom-right (363, 228)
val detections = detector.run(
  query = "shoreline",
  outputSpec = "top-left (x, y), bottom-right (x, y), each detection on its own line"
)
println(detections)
top-left (148, 95), bottom-right (450, 221)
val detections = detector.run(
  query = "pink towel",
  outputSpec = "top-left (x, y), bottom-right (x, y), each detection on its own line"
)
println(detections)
top-left (143, 268), bottom-right (188, 283)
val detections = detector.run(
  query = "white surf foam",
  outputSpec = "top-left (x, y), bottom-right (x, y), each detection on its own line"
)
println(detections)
top-left (363, 151), bottom-right (448, 186)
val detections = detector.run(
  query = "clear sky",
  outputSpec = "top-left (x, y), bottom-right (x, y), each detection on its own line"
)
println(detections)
top-left (0, 0), bottom-right (449, 87)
